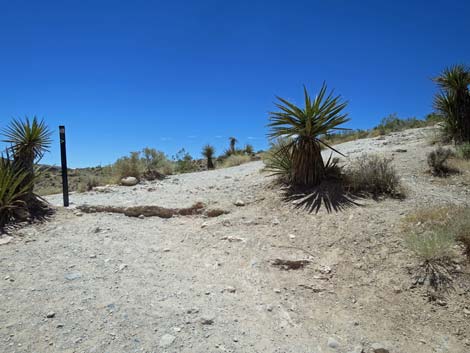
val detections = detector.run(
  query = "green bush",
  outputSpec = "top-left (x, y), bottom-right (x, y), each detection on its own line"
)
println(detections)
top-left (113, 151), bottom-right (142, 180)
top-left (344, 154), bottom-right (402, 197)
top-left (142, 147), bottom-right (173, 175)
top-left (173, 149), bottom-right (199, 174)
top-left (456, 143), bottom-right (470, 160)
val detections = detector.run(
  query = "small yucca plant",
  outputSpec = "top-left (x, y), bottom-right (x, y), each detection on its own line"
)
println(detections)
top-left (229, 137), bottom-right (238, 154)
top-left (202, 144), bottom-right (215, 170)
top-left (2, 117), bottom-right (51, 199)
top-left (244, 144), bottom-right (254, 156)
top-left (0, 157), bottom-right (34, 228)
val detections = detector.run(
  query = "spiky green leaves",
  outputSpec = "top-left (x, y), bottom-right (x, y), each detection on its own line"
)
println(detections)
top-left (267, 83), bottom-right (349, 186)
top-left (0, 158), bottom-right (34, 227)
top-left (433, 65), bottom-right (470, 143)
top-left (2, 116), bottom-right (52, 164)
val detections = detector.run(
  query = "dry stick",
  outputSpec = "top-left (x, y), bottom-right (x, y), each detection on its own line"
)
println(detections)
top-left (275, 245), bottom-right (316, 258)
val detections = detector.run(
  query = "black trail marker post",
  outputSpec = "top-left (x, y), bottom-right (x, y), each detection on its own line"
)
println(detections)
top-left (59, 125), bottom-right (69, 207)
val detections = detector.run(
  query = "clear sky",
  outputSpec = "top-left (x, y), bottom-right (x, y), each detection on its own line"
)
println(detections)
top-left (1, 0), bottom-right (469, 167)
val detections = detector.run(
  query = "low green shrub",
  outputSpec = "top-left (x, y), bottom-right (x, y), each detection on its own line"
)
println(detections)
top-left (173, 149), bottom-right (199, 174)
top-left (113, 151), bottom-right (142, 180)
top-left (456, 143), bottom-right (470, 160)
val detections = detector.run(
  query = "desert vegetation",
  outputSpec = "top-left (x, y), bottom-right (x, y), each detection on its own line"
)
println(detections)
top-left (0, 117), bottom-right (52, 229)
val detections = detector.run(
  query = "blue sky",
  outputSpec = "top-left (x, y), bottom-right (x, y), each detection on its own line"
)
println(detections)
top-left (1, 0), bottom-right (469, 167)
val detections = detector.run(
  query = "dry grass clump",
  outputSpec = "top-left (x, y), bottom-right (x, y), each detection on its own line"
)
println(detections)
top-left (403, 206), bottom-right (470, 292)
top-left (405, 229), bottom-right (455, 291)
top-left (221, 154), bottom-right (251, 168)
top-left (343, 154), bottom-right (403, 198)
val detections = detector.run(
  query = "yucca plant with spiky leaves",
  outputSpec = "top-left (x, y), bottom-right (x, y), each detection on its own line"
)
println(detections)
top-left (2, 117), bottom-right (52, 199)
top-left (434, 65), bottom-right (470, 143)
top-left (202, 144), bottom-right (215, 169)
top-left (229, 137), bottom-right (238, 154)
top-left (244, 144), bottom-right (254, 156)
top-left (268, 83), bottom-right (349, 186)
top-left (264, 139), bottom-right (293, 182)
top-left (0, 156), bottom-right (34, 228)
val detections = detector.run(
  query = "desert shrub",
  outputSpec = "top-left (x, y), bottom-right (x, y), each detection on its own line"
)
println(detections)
top-left (448, 207), bottom-right (470, 260)
top-left (405, 229), bottom-right (455, 291)
top-left (222, 154), bottom-right (251, 168)
top-left (173, 149), bottom-right (199, 174)
top-left (456, 143), bottom-right (470, 160)
top-left (113, 151), bottom-right (142, 180)
top-left (344, 154), bottom-right (402, 197)
top-left (373, 113), bottom-right (427, 135)
top-left (78, 176), bottom-right (100, 192)
top-left (427, 147), bottom-right (453, 176)
top-left (142, 147), bottom-right (173, 175)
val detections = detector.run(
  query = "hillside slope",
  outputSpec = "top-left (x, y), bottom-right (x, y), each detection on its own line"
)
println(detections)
top-left (1, 126), bottom-right (469, 353)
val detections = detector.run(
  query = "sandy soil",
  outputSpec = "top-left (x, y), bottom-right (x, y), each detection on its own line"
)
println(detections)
top-left (1, 126), bottom-right (469, 353)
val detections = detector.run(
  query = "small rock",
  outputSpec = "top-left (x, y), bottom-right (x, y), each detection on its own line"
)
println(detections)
top-left (159, 334), bottom-right (176, 348)
top-left (163, 248), bottom-right (171, 252)
top-left (371, 343), bottom-right (390, 353)
top-left (46, 312), bottom-right (56, 318)
top-left (201, 222), bottom-right (208, 228)
top-left (121, 176), bottom-right (139, 186)
top-left (234, 200), bottom-right (245, 207)
top-left (274, 288), bottom-right (281, 293)
top-left (223, 286), bottom-right (236, 293)
top-left (200, 315), bottom-right (215, 325)
top-left (64, 272), bottom-right (81, 281)
top-left (463, 308), bottom-right (470, 315)
top-left (118, 264), bottom-right (127, 271)
top-left (138, 214), bottom-right (145, 219)
top-left (89, 254), bottom-right (97, 259)
top-left (327, 337), bottom-right (339, 349)
top-left (266, 304), bottom-right (274, 312)
top-left (272, 218), bottom-right (280, 225)
top-left (75, 212), bottom-right (83, 217)
top-left (288, 234), bottom-right (296, 240)
top-left (0, 236), bottom-right (13, 245)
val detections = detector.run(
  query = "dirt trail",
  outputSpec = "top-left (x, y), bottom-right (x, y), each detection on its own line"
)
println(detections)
top-left (1, 126), bottom-right (469, 353)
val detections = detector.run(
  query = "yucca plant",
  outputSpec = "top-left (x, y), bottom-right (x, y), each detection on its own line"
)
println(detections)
top-left (263, 139), bottom-right (293, 182)
top-left (2, 117), bottom-right (52, 199)
top-left (268, 83), bottom-right (349, 186)
top-left (0, 157), bottom-right (34, 228)
top-left (434, 65), bottom-right (470, 143)
top-left (202, 144), bottom-right (215, 169)
top-left (229, 137), bottom-right (238, 154)
top-left (244, 144), bottom-right (254, 156)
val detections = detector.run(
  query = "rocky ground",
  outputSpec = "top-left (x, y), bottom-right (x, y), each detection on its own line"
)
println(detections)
top-left (1, 126), bottom-right (470, 353)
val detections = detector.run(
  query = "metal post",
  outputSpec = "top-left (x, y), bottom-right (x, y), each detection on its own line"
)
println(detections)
top-left (59, 125), bottom-right (69, 207)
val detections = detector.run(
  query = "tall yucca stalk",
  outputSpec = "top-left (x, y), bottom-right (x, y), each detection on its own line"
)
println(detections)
top-left (268, 83), bottom-right (349, 186)
top-left (434, 65), bottom-right (470, 143)
top-left (2, 116), bottom-right (51, 199)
